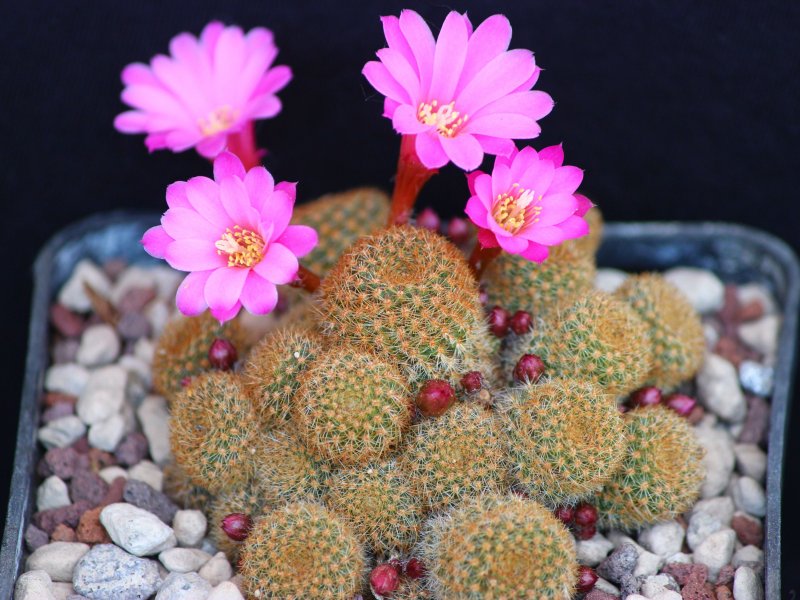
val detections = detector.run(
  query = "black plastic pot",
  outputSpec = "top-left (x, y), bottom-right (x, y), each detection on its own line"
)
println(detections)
top-left (1, 213), bottom-right (797, 599)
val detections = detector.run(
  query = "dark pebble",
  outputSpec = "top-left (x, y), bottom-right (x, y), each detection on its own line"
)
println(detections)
top-left (72, 437), bottom-right (91, 454)
top-left (716, 564), bottom-right (735, 587)
top-left (41, 402), bottom-right (75, 423)
top-left (88, 448), bottom-right (117, 471)
top-left (117, 312), bottom-right (152, 341)
top-left (123, 479), bottom-right (179, 524)
top-left (69, 470), bottom-right (109, 506)
top-left (24, 523), bottom-right (49, 551)
top-left (33, 500), bottom-right (92, 534)
top-left (103, 259), bottom-right (128, 280)
top-left (49, 303), bottom-right (85, 337)
top-left (731, 513), bottom-right (764, 547)
top-left (52, 339), bottom-right (80, 364)
top-left (117, 287), bottom-right (156, 313)
top-left (619, 573), bottom-right (641, 597)
top-left (38, 447), bottom-right (83, 480)
top-left (43, 392), bottom-right (77, 408)
top-left (100, 477), bottom-right (126, 507)
top-left (115, 432), bottom-right (149, 467)
top-left (597, 543), bottom-right (638, 584)
top-left (737, 395), bottom-right (770, 446)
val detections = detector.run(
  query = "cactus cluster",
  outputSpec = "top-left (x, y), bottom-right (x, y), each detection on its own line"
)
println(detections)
top-left (161, 461), bottom-right (214, 511)
top-left (209, 479), bottom-right (271, 562)
top-left (255, 430), bottom-right (332, 505)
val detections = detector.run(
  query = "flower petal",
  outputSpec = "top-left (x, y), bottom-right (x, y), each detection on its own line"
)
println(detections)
top-left (464, 196), bottom-right (489, 228)
top-left (276, 225), bottom-right (318, 258)
top-left (456, 49), bottom-right (537, 115)
top-left (165, 239), bottom-right (226, 271)
top-left (363, 61), bottom-right (411, 104)
top-left (398, 9), bottom-right (435, 93)
top-left (259, 189), bottom-right (294, 237)
top-left (195, 134), bottom-right (228, 158)
top-left (458, 14), bottom-right (511, 91)
top-left (141, 226), bottom-right (173, 259)
top-left (464, 113), bottom-right (541, 139)
top-left (392, 104), bottom-right (429, 134)
top-left (470, 90), bottom-right (553, 122)
top-left (558, 215), bottom-right (590, 240)
top-left (219, 176), bottom-right (254, 225)
top-left (415, 133), bottom-right (449, 169)
top-left (240, 272), bottom-right (279, 315)
top-left (575, 194), bottom-right (595, 217)
top-left (161, 207), bottom-right (221, 241)
top-left (429, 11), bottom-right (469, 103)
top-left (497, 233), bottom-right (528, 254)
top-left (473, 135), bottom-right (516, 157)
top-left (382, 15), bottom-right (417, 76)
top-left (538, 144), bottom-right (564, 167)
top-left (210, 301), bottom-right (242, 323)
top-left (204, 266), bottom-right (249, 313)
top-left (166, 181), bottom-right (192, 210)
top-left (244, 166), bottom-right (275, 213)
top-left (440, 134), bottom-right (484, 171)
top-left (214, 151), bottom-right (247, 181)
top-left (376, 47), bottom-right (420, 102)
top-left (477, 228), bottom-right (499, 248)
top-left (114, 111), bottom-right (149, 133)
top-left (519, 225), bottom-right (568, 245)
top-left (175, 270), bottom-right (211, 316)
top-left (185, 176), bottom-right (230, 225)
top-left (537, 193), bottom-right (579, 226)
top-left (253, 242), bottom-right (299, 284)
top-left (520, 242), bottom-right (549, 262)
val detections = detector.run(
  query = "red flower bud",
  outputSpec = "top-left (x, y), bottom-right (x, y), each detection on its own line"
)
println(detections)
top-left (220, 513), bottom-right (252, 542)
top-left (487, 306), bottom-right (510, 337)
top-left (416, 207), bottom-right (441, 232)
top-left (208, 338), bottom-right (238, 370)
top-left (370, 563), bottom-right (400, 597)
top-left (404, 558), bottom-right (427, 579)
top-left (665, 393), bottom-right (697, 417)
top-left (576, 523), bottom-right (597, 540)
top-left (509, 310), bottom-right (533, 335)
top-left (630, 386), bottom-right (662, 407)
top-left (460, 371), bottom-right (484, 394)
top-left (447, 217), bottom-right (471, 244)
top-left (553, 505), bottom-right (575, 526)
top-left (573, 502), bottom-right (598, 528)
top-left (513, 354), bottom-right (545, 384)
top-left (416, 379), bottom-right (456, 417)
top-left (577, 565), bottom-right (599, 593)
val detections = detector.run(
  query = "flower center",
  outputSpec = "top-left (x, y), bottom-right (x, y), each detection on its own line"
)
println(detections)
top-left (417, 100), bottom-right (468, 137)
top-left (491, 185), bottom-right (543, 234)
top-left (198, 105), bottom-right (240, 137)
top-left (214, 226), bottom-right (265, 268)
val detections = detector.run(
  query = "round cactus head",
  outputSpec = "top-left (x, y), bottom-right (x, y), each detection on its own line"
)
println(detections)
top-left (161, 460), bottom-right (214, 511)
top-left (595, 404), bottom-right (705, 529)
top-left (421, 493), bottom-right (577, 599)
top-left (240, 501), bottom-right (367, 599)
top-left (209, 478), bottom-right (271, 562)
top-left (502, 378), bottom-right (625, 507)
top-left (255, 430), bottom-right (332, 505)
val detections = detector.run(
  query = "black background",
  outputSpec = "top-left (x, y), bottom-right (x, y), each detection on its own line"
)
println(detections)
top-left (2, 0), bottom-right (799, 592)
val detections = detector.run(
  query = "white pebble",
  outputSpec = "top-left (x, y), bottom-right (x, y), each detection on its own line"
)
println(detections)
top-left (76, 365), bottom-right (128, 425)
top-left (99, 465), bottom-right (128, 484)
top-left (88, 413), bottom-right (126, 452)
top-left (666, 552), bottom-right (693, 564)
top-left (100, 503), bottom-right (177, 557)
top-left (138, 396), bottom-right (172, 465)
top-left (576, 532), bottom-right (614, 567)
top-left (738, 360), bottom-right (774, 397)
top-left (173, 510), bottom-right (207, 548)
top-left (50, 581), bottom-right (76, 600)
top-left (110, 266), bottom-right (157, 305)
top-left (733, 566), bottom-right (763, 600)
top-left (159, 547), bottom-right (212, 573)
top-left (739, 315), bottom-right (781, 357)
top-left (36, 476), bottom-right (70, 512)
top-left (731, 476), bottom-right (767, 517)
top-left (208, 581), bottom-right (245, 600)
top-left (38, 416), bottom-right (86, 449)
top-left (14, 570), bottom-right (56, 600)
top-left (44, 363), bottom-right (90, 396)
top-left (129, 460), bottom-right (164, 491)
top-left (145, 300), bottom-right (172, 337)
top-left (76, 324), bottom-right (120, 367)
top-left (595, 268), bottom-right (628, 293)
top-left (633, 548), bottom-right (663, 577)
top-left (734, 443), bottom-right (767, 482)
top-left (663, 267), bottom-right (724, 314)
top-left (198, 552), bottom-right (233, 586)
top-left (693, 528), bottom-right (736, 581)
top-left (134, 337), bottom-right (156, 364)
top-left (26, 541), bottom-right (89, 582)
top-left (638, 521), bottom-right (684, 558)
top-left (696, 354), bottom-right (746, 422)
top-left (732, 545), bottom-right (764, 574)
top-left (640, 573), bottom-right (679, 597)
top-left (651, 592), bottom-right (682, 600)
top-left (693, 424), bottom-right (735, 498)
top-left (687, 496), bottom-right (734, 550)
top-left (156, 571), bottom-right (212, 600)
top-left (58, 259), bottom-right (112, 313)
top-left (151, 266), bottom-right (183, 300)
top-left (737, 284), bottom-right (777, 315)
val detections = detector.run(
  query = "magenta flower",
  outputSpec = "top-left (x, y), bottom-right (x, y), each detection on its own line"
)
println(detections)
top-left (142, 151), bottom-right (317, 322)
top-left (362, 10), bottom-right (553, 171)
top-left (465, 144), bottom-right (589, 262)
top-left (114, 22), bottom-right (291, 165)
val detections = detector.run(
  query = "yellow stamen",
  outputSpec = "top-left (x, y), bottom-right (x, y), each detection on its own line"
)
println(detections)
top-left (491, 186), bottom-right (543, 234)
top-left (417, 100), bottom-right (468, 137)
top-left (198, 105), bottom-right (240, 137)
top-left (214, 226), bottom-right (265, 268)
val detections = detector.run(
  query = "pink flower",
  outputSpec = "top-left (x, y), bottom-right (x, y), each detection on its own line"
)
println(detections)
top-left (114, 21), bottom-right (291, 159)
top-left (362, 10), bottom-right (553, 171)
top-left (142, 151), bottom-right (317, 322)
top-left (464, 145), bottom-right (589, 262)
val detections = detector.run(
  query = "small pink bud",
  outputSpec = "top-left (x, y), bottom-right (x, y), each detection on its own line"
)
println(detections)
top-left (416, 207), bottom-right (441, 232)
top-left (618, 404), bottom-right (629, 413)
top-left (665, 393), bottom-right (697, 417)
top-left (630, 386), bottom-right (662, 407)
top-left (404, 558), bottom-right (427, 580)
top-left (209, 338), bottom-right (238, 370)
top-left (478, 287), bottom-right (489, 307)
top-left (577, 565), bottom-right (599, 592)
top-left (554, 505), bottom-right (575, 526)
top-left (417, 379), bottom-right (456, 417)
top-left (509, 310), bottom-right (533, 335)
top-left (460, 371), bottom-right (484, 394)
top-left (573, 502), bottom-right (598, 528)
top-left (487, 306), bottom-right (510, 337)
top-left (221, 513), bottom-right (252, 542)
top-left (180, 377), bottom-right (192, 388)
top-left (370, 563), bottom-right (400, 597)
top-left (513, 354), bottom-right (545, 384)
top-left (447, 217), bottom-right (471, 244)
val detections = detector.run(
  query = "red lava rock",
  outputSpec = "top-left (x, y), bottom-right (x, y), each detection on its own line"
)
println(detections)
top-left (404, 558), bottom-right (426, 579)
top-left (42, 402), bottom-right (75, 423)
top-left (51, 523), bottom-right (77, 542)
top-left (631, 386), bottom-right (663, 407)
top-left (70, 470), bottom-right (109, 507)
top-left (736, 299), bottom-right (765, 322)
top-left (731, 513), bottom-right (764, 547)
top-left (43, 392), bottom-right (78, 408)
top-left (88, 449), bottom-right (116, 472)
top-left (117, 312), bottom-right (152, 340)
top-left (460, 371), bottom-right (484, 394)
top-left (687, 404), bottom-right (707, 425)
top-left (577, 566), bottom-right (599, 593)
top-left (100, 477), bottom-right (127, 507)
top-left (72, 437), bottom-right (91, 454)
top-left (714, 336), bottom-right (759, 367)
top-left (447, 217), bottom-right (471, 244)
top-left (553, 505), bottom-right (575, 526)
top-left (585, 591), bottom-right (618, 600)
top-left (487, 306), bottom-right (510, 337)
top-left (33, 500), bottom-right (93, 534)
top-left (681, 581), bottom-right (716, 599)
top-left (123, 479), bottom-right (179, 524)
top-left (38, 447), bottom-right (82, 480)
top-left (662, 562), bottom-right (708, 586)
top-left (513, 354), bottom-right (545, 384)
top-left (24, 524), bottom-right (49, 552)
top-left (115, 432), bottom-right (149, 467)
top-left (76, 507), bottom-right (112, 544)
top-left (714, 585), bottom-right (734, 599)
top-left (117, 287), bottom-right (157, 313)
top-left (737, 395), bottom-right (770, 446)
top-left (49, 303), bottom-right (85, 337)
top-left (416, 380), bottom-right (456, 417)
top-left (716, 564), bottom-right (735, 587)
top-left (509, 310), bottom-right (533, 335)
top-left (369, 563), bottom-right (400, 596)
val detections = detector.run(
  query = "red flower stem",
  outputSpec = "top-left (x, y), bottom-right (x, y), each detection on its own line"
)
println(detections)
top-left (388, 135), bottom-right (437, 226)
top-left (291, 264), bottom-right (321, 294)
top-left (227, 122), bottom-right (263, 170)
top-left (469, 245), bottom-right (502, 280)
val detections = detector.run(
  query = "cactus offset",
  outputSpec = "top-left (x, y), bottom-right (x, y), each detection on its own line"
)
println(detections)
top-left (420, 493), bottom-right (577, 599)
top-left (294, 347), bottom-right (412, 466)
top-left (255, 430), bottom-right (332, 505)
top-left (240, 501), bottom-right (367, 599)
top-left (241, 328), bottom-right (321, 428)
top-left (152, 313), bottom-right (246, 401)
top-left (321, 226), bottom-right (498, 387)
top-left (615, 273), bottom-right (705, 389)
top-left (502, 378), bottom-right (625, 507)
top-left (400, 404), bottom-right (504, 512)
top-left (162, 461), bottom-right (214, 511)
top-left (170, 372), bottom-right (259, 494)
top-left (506, 290), bottom-right (652, 396)
top-left (326, 460), bottom-right (423, 555)
top-left (209, 479), bottom-right (271, 562)
top-left (483, 243), bottom-right (596, 317)
top-left (595, 405), bottom-right (705, 529)
top-left (292, 187), bottom-right (390, 275)
top-left (393, 578), bottom-right (435, 600)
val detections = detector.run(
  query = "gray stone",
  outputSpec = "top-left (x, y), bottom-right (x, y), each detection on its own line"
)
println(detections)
top-left (639, 573), bottom-right (679, 597)
top-left (100, 503), bottom-right (177, 557)
top-left (137, 396), bottom-right (172, 465)
top-left (694, 424), bottom-right (736, 498)
top-left (37, 476), bottom-right (71, 512)
top-left (73, 544), bottom-right (162, 600)
top-left (739, 361), bottom-right (774, 397)
top-left (732, 544), bottom-right (764, 574)
top-left (734, 443), bottom-right (767, 482)
top-left (732, 566), bottom-right (763, 600)
top-left (76, 325), bottom-right (120, 367)
top-left (198, 552), bottom-right (233, 586)
top-left (123, 479), bottom-right (178, 524)
top-left (88, 414), bottom-right (126, 452)
top-left (594, 577), bottom-right (620, 595)
top-left (576, 532), bottom-right (614, 567)
top-left (158, 548), bottom-right (212, 573)
top-left (693, 528), bottom-right (736, 581)
top-left (731, 476), bottom-right (767, 517)
top-left (15, 569), bottom-right (56, 600)
top-left (155, 572), bottom-right (212, 600)
top-left (173, 510), bottom-right (207, 548)
top-left (597, 542), bottom-right (638, 584)
top-left (26, 542), bottom-right (89, 582)
top-left (58, 260), bottom-right (112, 313)
top-left (45, 364), bottom-right (91, 396)
top-left (39, 416), bottom-right (87, 450)
top-left (696, 354), bottom-right (746, 422)
top-left (128, 460), bottom-right (164, 491)
top-left (638, 521), bottom-right (684, 558)
top-left (207, 582), bottom-right (244, 600)
top-left (739, 315), bottom-right (780, 357)
top-left (663, 267), bottom-right (724, 314)
top-left (633, 548), bottom-right (663, 577)
top-left (50, 582), bottom-right (77, 600)
top-left (76, 366), bottom-right (128, 425)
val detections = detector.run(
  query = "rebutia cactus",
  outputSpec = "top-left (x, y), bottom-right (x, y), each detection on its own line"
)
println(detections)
top-left (400, 403), bottom-right (505, 512)
top-left (239, 501), bottom-right (367, 599)
top-left (291, 187), bottom-right (390, 275)
top-left (255, 430), bottom-right (332, 505)
top-left (162, 461), bottom-right (214, 511)
top-left (152, 312), bottom-right (246, 401)
top-left (320, 225), bottom-right (497, 387)
top-left (294, 346), bottom-right (412, 466)
top-left (170, 372), bottom-right (259, 494)
top-left (393, 578), bottom-right (435, 600)
top-left (595, 404), bottom-right (705, 529)
top-left (615, 273), bottom-right (706, 389)
top-left (241, 327), bottom-right (321, 428)
top-left (420, 493), bottom-right (577, 599)
top-left (482, 243), bottom-right (596, 317)
top-left (502, 378), bottom-right (625, 507)
top-left (325, 460), bottom-right (423, 555)
top-left (209, 479), bottom-right (271, 562)
top-left (506, 290), bottom-right (652, 397)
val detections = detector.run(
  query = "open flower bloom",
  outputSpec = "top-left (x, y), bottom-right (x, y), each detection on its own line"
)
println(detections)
top-left (142, 152), bottom-right (317, 322)
top-left (114, 21), bottom-right (291, 159)
top-left (465, 145), bottom-right (589, 262)
top-left (363, 10), bottom-right (553, 171)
